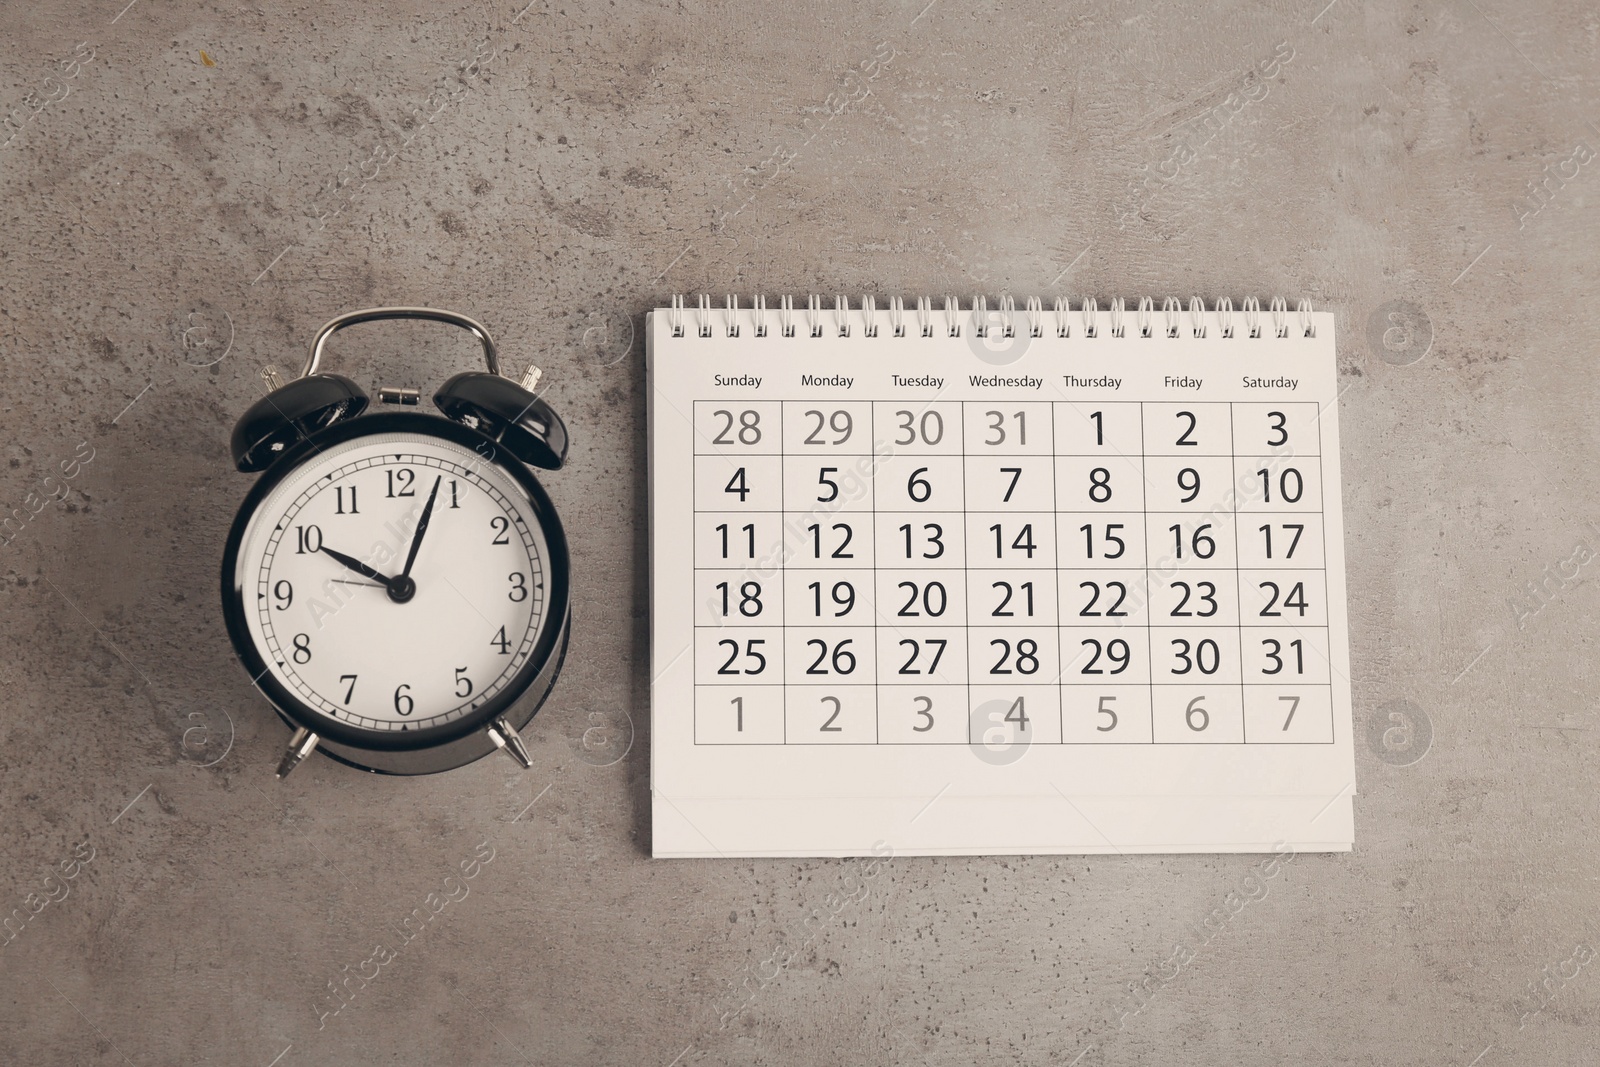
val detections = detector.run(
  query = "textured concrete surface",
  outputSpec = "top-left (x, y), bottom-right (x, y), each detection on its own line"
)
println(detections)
top-left (1, 0), bottom-right (1596, 1064)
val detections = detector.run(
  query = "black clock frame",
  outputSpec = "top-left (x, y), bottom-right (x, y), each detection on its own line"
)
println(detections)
top-left (220, 410), bottom-right (572, 773)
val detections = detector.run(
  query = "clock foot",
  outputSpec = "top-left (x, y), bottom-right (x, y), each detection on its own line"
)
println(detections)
top-left (486, 717), bottom-right (533, 769)
top-left (276, 727), bottom-right (320, 779)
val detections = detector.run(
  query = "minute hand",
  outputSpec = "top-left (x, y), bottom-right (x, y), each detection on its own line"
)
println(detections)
top-left (319, 545), bottom-right (396, 589)
top-left (401, 475), bottom-right (443, 578)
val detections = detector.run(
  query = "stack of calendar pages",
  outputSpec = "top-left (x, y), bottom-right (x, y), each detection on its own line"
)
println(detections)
top-left (648, 296), bottom-right (1354, 857)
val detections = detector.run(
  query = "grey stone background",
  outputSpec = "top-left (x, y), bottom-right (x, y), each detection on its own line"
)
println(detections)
top-left (0, 0), bottom-right (1593, 1063)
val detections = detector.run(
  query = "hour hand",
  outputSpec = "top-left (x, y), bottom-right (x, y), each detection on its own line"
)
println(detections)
top-left (319, 545), bottom-right (395, 588)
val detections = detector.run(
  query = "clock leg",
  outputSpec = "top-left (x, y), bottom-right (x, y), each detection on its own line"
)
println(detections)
top-left (275, 726), bottom-right (320, 779)
top-left (486, 717), bottom-right (533, 769)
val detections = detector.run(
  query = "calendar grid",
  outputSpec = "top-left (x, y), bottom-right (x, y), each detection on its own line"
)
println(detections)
top-left (690, 400), bottom-right (1334, 747)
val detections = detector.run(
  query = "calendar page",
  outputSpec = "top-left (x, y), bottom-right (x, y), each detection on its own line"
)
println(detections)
top-left (648, 298), bottom-right (1354, 857)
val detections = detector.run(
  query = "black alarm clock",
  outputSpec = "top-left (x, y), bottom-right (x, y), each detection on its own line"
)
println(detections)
top-left (220, 307), bottom-right (572, 777)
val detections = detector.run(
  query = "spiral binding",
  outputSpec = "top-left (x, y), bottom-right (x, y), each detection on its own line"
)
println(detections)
top-left (667, 294), bottom-right (1317, 341)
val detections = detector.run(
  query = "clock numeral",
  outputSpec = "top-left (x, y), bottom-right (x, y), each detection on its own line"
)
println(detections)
top-left (454, 667), bottom-right (473, 698)
top-left (491, 626), bottom-right (511, 654)
top-left (393, 684), bottom-right (414, 716)
top-left (334, 486), bottom-right (359, 514)
top-left (291, 633), bottom-right (311, 664)
top-left (294, 524), bottom-right (322, 554)
top-left (272, 580), bottom-right (293, 610)
top-left (490, 516), bottom-right (511, 545)
top-left (339, 674), bottom-right (357, 704)
top-left (507, 572), bottom-right (528, 602)
top-left (448, 479), bottom-right (461, 509)
top-left (386, 468), bottom-right (416, 498)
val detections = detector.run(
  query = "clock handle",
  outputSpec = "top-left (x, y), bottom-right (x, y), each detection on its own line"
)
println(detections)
top-left (301, 307), bottom-right (501, 379)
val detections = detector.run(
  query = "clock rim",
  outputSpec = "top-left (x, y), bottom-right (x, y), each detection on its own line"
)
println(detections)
top-left (220, 410), bottom-right (571, 753)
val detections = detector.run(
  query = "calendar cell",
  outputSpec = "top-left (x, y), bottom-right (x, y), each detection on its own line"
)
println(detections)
top-left (963, 455), bottom-right (1056, 512)
top-left (1058, 570), bottom-right (1151, 626)
top-left (696, 687), bottom-right (785, 744)
top-left (786, 686), bottom-right (877, 744)
top-left (1062, 685), bottom-right (1154, 744)
top-left (694, 401), bottom-right (784, 455)
top-left (875, 513), bottom-right (966, 568)
top-left (874, 401), bottom-right (964, 454)
top-left (1060, 626), bottom-right (1150, 682)
top-left (1234, 456), bottom-right (1323, 512)
top-left (697, 628), bottom-right (783, 685)
top-left (1152, 686), bottom-right (1245, 743)
top-left (1147, 571), bottom-right (1239, 627)
top-left (878, 627), bottom-right (968, 684)
top-left (695, 571), bottom-right (782, 628)
top-left (786, 570), bottom-right (875, 625)
top-left (1237, 516), bottom-right (1326, 568)
top-left (966, 513), bottom-right (1058, 568)
top-left (1238, 570), bottom-right (1328, 627)
top-left (1142, 403), bottom-right (1234, 456)
top-left (695, 513), bottom-right (788, 568)
top-left (963, 402), bottom-right (1056, 454)
top-left (1241, 627), bottom-right (1332, 684)
top-left (695, 453), bottom-right (783, 511)
top-left (784, 455), bottom-right (877, 514)
top-left (1059, 515), bottom-right (1148, 568)
top-left (781, 401), bottom-right (875, 453)
top-left (1056, 454), bottom-right (1145, 512)
top-left (969, 570), bottom-right (1061, 626)
top-left (968, 687), bottom-right (1061, 748)
top-left (1145, 513), bottom-right (1239, 573)
top-left (875, 454), bottom-right (965, 510)
top-left (786, 627), bottom-right (876, 685)
top-left (878, 572), bottom-right (967, 628)
top-left (877, 686), bottom-right (969, 744)
top-left (1243, 686), bottom-right (1334, 743)
top-left (790, 515), bottom-right (875, 569)
top-left (969, 628), bottom-right (1058, 685)
top-left (1142, 455), bottom-right (1238, 512)
top-left (1055, 402), bottom-right (1143, 456)
top-left (1231, 402), bottom-right (1321, 457)
top-left (1149, 628), bottom-right (1243, 685)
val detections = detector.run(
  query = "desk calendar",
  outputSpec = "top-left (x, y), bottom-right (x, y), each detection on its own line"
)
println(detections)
top-left (648, 296), bottom-right (1354, 857)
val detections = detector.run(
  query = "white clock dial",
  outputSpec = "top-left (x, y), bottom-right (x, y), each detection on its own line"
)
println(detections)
top-left (233, 432), bottom-right (552, 733)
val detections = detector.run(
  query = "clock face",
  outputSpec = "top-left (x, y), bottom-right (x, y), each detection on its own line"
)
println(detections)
top-left (231, 430), bottom-right (554, 739)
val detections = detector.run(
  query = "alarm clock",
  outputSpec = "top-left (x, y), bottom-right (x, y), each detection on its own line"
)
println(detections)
top-left (220, 307), bottom-right (572, 778)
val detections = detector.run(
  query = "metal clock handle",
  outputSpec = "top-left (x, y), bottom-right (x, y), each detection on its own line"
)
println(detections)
top-left (300, 306), bottom-right (502, 379)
